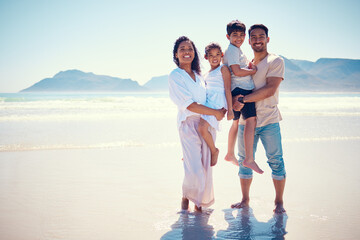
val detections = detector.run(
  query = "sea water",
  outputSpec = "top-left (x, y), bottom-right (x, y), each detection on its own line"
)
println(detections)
top-left (1, 92), bottom-right (360, 152)
top-left (1, 91), bottom-right (360, 239)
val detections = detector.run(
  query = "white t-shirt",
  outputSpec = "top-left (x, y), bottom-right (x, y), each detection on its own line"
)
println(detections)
top-left (240, 53), bottom-right (285, 127)
top-left (223, 43), bottom-right (254, 91)
top-left (168, 68), bottom-right (207, 129)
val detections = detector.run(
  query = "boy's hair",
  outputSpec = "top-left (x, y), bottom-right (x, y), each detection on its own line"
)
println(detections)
top-left (205, 43), bottom-right (222, 56)
top-left (248, 24), bottom-right (269, 37)
top-left (172, 36), bottom-right (201, 75)
top-left (226, 20), bottom-right (246, 36)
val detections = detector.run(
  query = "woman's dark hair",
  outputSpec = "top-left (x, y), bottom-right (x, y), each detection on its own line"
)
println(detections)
top-left (172, 36), bottom-right (201, 75)
top-left (205, 42), bottom-right (222, 56)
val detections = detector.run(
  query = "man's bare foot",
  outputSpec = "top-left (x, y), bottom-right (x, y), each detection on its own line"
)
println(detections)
top-left (231, 199), bottom-right (249, 208)
top-left (243, 159), bottom-right (264, 174)
top-left (181, 198), bottom-right (189, 210)
top-left (274, 202), bottom-right (286, 214)
top-left (224, 153), bottom-right (239, 166)
top-left (211, 148), bottom-right (219, 167)
top-left (195, 205), bottom-right (202, 212)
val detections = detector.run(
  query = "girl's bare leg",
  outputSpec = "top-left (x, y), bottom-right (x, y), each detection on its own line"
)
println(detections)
top-left (198, 118), bottom-right (219, 166)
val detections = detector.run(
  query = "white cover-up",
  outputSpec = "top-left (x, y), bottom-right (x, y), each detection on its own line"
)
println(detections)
top-left (168, 68), bottom-right (215, 207)
top-left (201, 65), bottom-right (227, 131)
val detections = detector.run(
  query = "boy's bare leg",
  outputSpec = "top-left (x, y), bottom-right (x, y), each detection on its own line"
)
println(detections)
top-left (242, 117), bottom-right (263, 174)
top-left (273, 178), bottom-right (286, 214)
top-left (198, 118), bottom-right (219, 167)
top-left (231, 178), bottom-right (252, 208)
top-left (181, 197), bottom-right (189, 210)
top-left (225, 120), bottom-right (239, 166)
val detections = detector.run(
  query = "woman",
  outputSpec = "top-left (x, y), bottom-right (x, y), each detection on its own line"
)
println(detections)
top-left (168, 36), bottom-right (226, 211)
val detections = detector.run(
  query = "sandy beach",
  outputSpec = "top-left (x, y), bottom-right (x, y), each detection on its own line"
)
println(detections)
top-left (0, 92), bottom-right (360, 239)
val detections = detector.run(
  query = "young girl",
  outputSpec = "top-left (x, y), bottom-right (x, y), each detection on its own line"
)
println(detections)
top-left (198, 43), bottom-right (233, 167)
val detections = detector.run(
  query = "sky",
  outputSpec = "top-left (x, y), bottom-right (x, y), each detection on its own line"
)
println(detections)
top-left (0, 0), bottom-right (359, 92)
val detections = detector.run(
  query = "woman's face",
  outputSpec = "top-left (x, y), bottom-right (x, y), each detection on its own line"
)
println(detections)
top-left (176, 41), bottom-right (195, 66)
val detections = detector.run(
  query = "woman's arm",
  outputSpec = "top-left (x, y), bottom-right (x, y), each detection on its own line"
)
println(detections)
top-left (221, 65), bottom-right (234, 120)
top-left (187, 103), bottom-right (226, 121)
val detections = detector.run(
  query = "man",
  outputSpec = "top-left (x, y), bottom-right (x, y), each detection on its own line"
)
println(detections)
top-left (231, 24), bottom-right (286, 214)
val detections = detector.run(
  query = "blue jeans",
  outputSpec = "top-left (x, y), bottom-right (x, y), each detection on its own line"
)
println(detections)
top-left (238, 122), bottom-right (286, 180)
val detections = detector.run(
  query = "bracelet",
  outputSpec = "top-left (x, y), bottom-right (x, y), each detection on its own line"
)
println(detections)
top-left (238, 96), bottom-right (244, 103)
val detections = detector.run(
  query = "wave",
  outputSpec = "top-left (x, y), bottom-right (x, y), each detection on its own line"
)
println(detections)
top-left (2, 137), bottom-right (359, 152)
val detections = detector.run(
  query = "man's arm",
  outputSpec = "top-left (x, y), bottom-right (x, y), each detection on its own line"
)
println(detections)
top-left (243, 77), bottom-right (282, 103)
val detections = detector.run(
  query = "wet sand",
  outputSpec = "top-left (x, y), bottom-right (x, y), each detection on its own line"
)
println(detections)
top-left (0, 139), bottom-right (359, 239)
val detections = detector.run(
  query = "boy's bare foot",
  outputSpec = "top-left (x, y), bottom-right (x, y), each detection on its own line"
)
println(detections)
top-left (181, 198), bottom-right (189, 210)
top-left (195, 205), bottom-right (202, 212)
top-left (231, 199), bottom-right (249, 209)
top-left (242, 159), bottom-right (264, 174)
top-left (211, 148), bottom-right (219, 167)
top-left (224, 153), bottom-right (239, 166)
top-left (274, 202), bottom-right (286, 214)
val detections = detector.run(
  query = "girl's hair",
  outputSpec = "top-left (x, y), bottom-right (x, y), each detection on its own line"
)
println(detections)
top-left (172, 36), bottom-right (201, 75)
top-left (205, 42), bottom-right (222, 56)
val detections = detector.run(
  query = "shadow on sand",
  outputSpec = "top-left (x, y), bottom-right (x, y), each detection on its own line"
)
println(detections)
top-left (216, 207), bottom-right (288, 240)
top-left (160, 209), bottom-right (215, 240)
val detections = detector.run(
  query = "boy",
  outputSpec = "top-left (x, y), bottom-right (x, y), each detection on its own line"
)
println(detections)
top-left (223, 20), bottom-right (263, 174)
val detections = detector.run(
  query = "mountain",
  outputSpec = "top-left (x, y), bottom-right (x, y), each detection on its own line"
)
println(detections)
top-left (287, 58), bottom-right (360, 91)
top-left (20, 57), bottom-right (360, 92)
top-left (143, 75), bottom-right (168, 91)
top-left (21, 69), bottom-right (146, 92)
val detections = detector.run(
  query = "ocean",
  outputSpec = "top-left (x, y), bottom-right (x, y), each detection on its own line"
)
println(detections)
top-left (0, 91), bottom-right (360, 239)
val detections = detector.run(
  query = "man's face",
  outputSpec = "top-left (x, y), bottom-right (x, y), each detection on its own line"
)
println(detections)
top-left (227, 31), bottom-right (245, 48)
top-left (249, 28), bottom-right (269, 52)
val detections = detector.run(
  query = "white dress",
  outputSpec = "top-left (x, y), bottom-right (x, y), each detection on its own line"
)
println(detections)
top-left (168, 68), bottom-right (215, 208)
top-left (202, 65), bottom-right (227, 131)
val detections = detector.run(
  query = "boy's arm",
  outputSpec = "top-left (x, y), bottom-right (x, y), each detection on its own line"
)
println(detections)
top-left (230, 64), bottom-right (256, 77)
top-left (243, 77), bottom-right (282, 103)
top-left (221, 65), bottom-right (234, 120)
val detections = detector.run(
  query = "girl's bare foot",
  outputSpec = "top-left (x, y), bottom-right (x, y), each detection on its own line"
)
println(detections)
top-left (224, 153), bottom-right (239, 166)
top-left (181, 198), bottom-right (189, 210)
top-left (242, 158), bottom-right (264, 174)
top-left (195, 205), bottom-right (202, 212)
top-left (211, 148), bottom-right (219, 167)
top-left (231, 199), bottom-right (249, 209)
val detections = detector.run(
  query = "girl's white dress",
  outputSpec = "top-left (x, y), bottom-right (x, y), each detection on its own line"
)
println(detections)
top-left (202, 65), bottom-right (227, 131)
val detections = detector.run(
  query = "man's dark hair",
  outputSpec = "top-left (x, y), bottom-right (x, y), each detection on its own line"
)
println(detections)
top-left (226, 20), bottom-right (246, 36)
top-left (248, 24), bottom-right (269, 37)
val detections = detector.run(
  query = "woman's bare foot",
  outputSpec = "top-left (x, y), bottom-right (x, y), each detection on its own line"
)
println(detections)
top-left (194, 205), bottom-right (202, 212)
top-left (231, 198), bottom-right (249, 209)
top-left (224, 153), bottom-right (239, 166)
top-left (242, 158), bottom-right (264, 174)
top-left (181, 198), bottom-right (189, 210)
top-left (211, 148), bottom-right (219, 167)
top-left (274, 202), bottom-right (286, 214)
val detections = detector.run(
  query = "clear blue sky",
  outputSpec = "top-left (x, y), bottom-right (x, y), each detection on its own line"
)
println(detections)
top-left (1, 0), bottom-right (359, 92)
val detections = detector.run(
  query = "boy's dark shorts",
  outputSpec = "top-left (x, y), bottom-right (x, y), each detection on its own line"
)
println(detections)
top-left (231, 87), bottom-right (256, 120)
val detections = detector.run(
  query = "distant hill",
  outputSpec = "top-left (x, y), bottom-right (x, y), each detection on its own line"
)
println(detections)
top-left (21, 69), bottom-right (146, 92)
top-left (20, 57), bottom-right (360, 92)
top-left (143, 75), bottom-right (168, 91)
top-left (285, 57), bottom-right (360, 91)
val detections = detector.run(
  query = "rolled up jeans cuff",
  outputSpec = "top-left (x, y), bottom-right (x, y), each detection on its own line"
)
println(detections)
top-left (272, 174), bottom-right (286, 181)
top-left (239, 173), bottom-right (253, 179)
